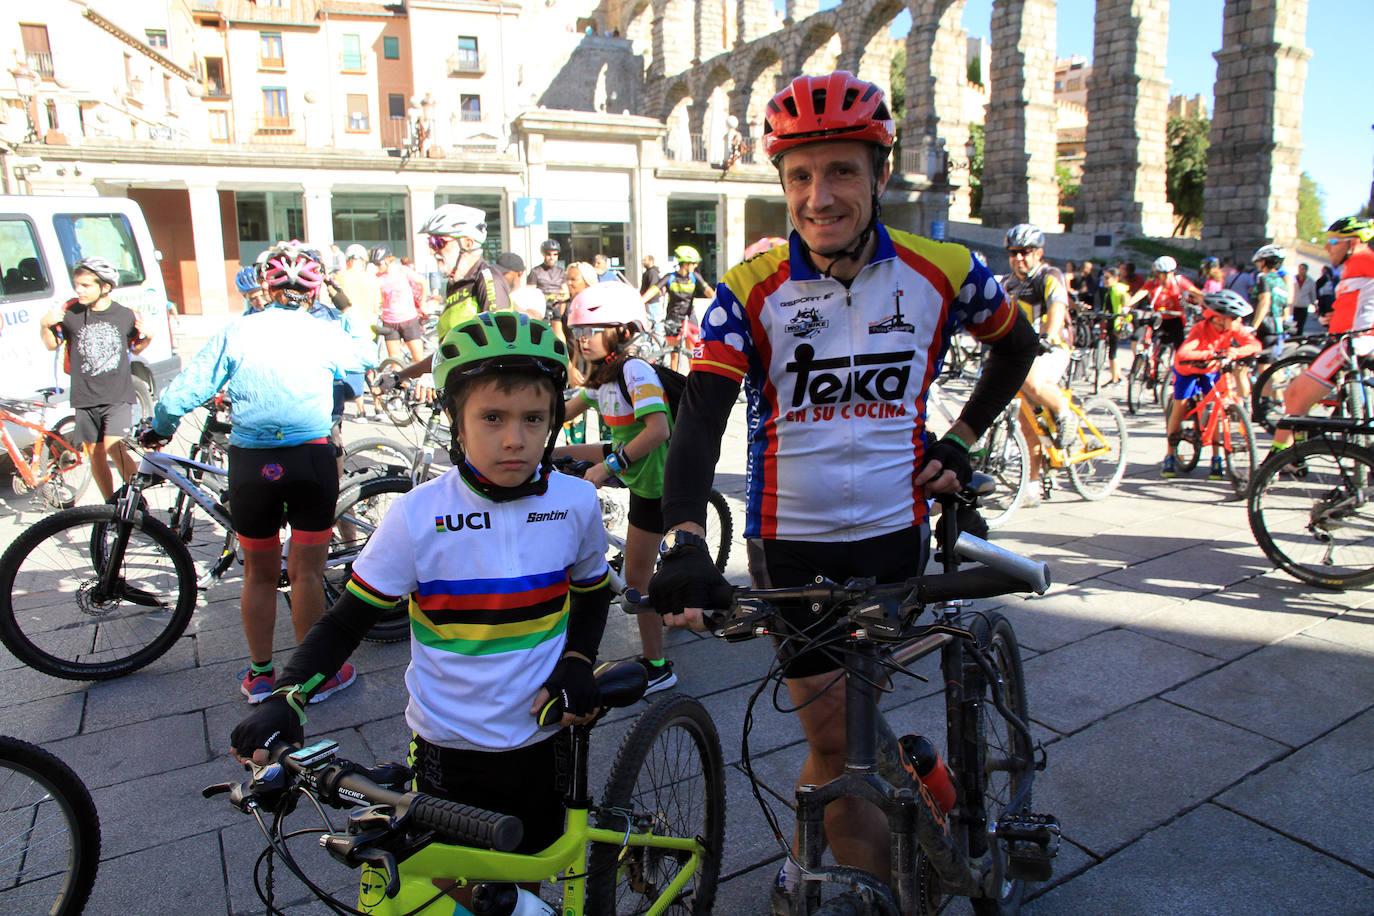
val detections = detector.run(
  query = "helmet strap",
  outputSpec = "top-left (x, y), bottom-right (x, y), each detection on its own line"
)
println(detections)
top-left (803, 188), bottom-right (881, 280)
top-left (447, 389), bottom-right (565, 503)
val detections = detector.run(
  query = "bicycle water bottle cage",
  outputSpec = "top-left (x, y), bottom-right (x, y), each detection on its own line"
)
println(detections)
top-left (996, 812), bottom-right (1061, 882)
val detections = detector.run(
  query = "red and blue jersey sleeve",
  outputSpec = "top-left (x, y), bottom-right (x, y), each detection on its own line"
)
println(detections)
top-left (950, 253), bottom-right (1016, 343)
top-left (692, 283), bottom-right (753, 381)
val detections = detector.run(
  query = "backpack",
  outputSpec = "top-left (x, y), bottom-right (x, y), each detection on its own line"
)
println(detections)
top-left (616, 360), bottom-right (686, 421)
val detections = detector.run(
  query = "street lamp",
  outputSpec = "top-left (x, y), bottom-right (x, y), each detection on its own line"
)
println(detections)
top-left (10, 60), bottom-right (38, 142)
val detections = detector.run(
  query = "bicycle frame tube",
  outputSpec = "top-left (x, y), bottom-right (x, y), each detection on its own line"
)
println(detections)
top-left (137, 451), bottom-right (234, 530)
top-left (0, 421), bottom-right (40, 486)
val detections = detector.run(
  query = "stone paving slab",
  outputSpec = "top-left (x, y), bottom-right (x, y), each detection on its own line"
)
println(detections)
top-left (46, 711), bottom-right (208, 790)
top-left (1028, 803), bottom-right (1374, 915)
top-left (999, 583), bottom-right (1184, 653)
top-left (1218, 706), bottom-right (1374, 874)
top-left (1126, 591), bottom-right (1340, 662)
top-left (87, 831), bottom-right (227, 916)
top-left (1097, 543), bottom-right (1273, 602)
top-left (0, 689), bottom-right (85, 743)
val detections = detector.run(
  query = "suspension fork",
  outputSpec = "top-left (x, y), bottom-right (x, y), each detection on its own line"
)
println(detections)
top-left (96, 474), bottom-right (150, 594)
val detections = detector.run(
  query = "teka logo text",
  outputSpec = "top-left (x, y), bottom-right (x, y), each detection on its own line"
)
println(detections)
top-left (527, 509), bottom-right (569, 523)
top-left (434, 511), bottom-right (492, 532)
top-left (784, 344), bottom-right (913, 408)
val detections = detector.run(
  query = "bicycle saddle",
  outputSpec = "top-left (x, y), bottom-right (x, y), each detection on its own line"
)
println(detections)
top-left (965, 471), bottom-right (996, 497)
top-left (1276, 416), bottom-right (1374, 434)
top-left (36, 386), bottom-right (64, 400)
top-left (594, 659), bottom-right (648, 709)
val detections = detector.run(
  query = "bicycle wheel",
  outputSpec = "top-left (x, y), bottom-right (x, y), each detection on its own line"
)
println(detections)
top-left (328, 474), bottom-right (412, 643)
top-left (1066, 396), bottom-right (1128, 501)
top-left (1173, 409), bottom-right (1202, 473)
top-left (1125, 355), bottom-right (1147, 416)
top-left (1222, 404), bottom-right (1256, 497)
top-left (39, 418), bottom-right (92, 510)
top-left (1153, 346), bottom-right (1175, 408)
top-left (0, 505), bottom-right (197, 680)
top-left (588, 693), bottom-right (726, 915)
top-left (341, 437), bottom-right (418, 478)
top-left (0, 735), bottom-right (101, 916)
top-left (375, 358), bottom-right (416, 427)
top-left (1251, 350), bottom-right (1318, 434)
top-left (973, 415), bottom-right (1029, 530)
top-left (704, 490), bottom-right (734, 572)
top-left (1248, 438), bottom-right (1374, 589)
top-left (1091, 338), bottom-right (1105, 395)
top-left (960, 612), bottom-right (1032, 916)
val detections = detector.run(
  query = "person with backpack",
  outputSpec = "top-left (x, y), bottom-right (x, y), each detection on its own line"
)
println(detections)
top-left (554, 283), bottom-right (678, 694)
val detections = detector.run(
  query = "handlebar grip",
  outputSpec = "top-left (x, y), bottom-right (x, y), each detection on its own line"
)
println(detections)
top-left (409, 794), bottom-right (524, 852)
top-left (954, 533), bottom-right (1051, 594)
top-left (916, 567), bottom-right (1040, 604)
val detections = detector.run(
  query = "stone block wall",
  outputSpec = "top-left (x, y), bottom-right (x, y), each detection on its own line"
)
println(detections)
top-left (904, 0), bottom-right (970, 220)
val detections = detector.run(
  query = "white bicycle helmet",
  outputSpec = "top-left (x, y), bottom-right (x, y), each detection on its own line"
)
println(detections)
top-left (1203, 289), bottom-right (1253, 319)
top-left (73, 257), bottom-right (120, 287)
top-left (1252, 244), bottom-right (1284, 265)
top-left (420, 204), bottom-right (487, 245)
top-left (1004, 224), bottom-right (1044, 250)
top-left (567, 282), bottom-right (649, 331)
top-left (1151, 255), bottom-right (1177, 273)
top-left (344, 243), bottom-right (368, 261)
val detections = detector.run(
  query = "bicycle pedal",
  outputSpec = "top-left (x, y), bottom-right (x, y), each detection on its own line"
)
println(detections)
top-left (997, 812), bottom-right (1061, 882)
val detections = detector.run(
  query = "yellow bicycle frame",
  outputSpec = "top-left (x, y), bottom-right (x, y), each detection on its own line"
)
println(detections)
top-left (1018, 392), bottom-right (1112, 469)
top-left (355, 805), bottom-right (705, 915)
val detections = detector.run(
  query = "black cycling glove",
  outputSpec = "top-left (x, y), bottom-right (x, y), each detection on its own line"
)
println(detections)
top-left (230, 695), bottom-right (303, 759)
top-left (923, 438), bottom-right (973, 488)
top-left (537, 656), bottom-right (599, 726)
top-left (647, 545), bottom-right (733, 617)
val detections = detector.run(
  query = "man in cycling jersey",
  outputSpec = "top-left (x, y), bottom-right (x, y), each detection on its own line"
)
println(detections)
top-left (1270, 217), bottom-right (1374, 454)
top-left (528, 239), bottom-right (570, 324)
top-left (1249, 244), bottom-right (1291, 368)
top-left (1003, 223), bottom-right (1077, 498)
top-left (1126, 255), bottom-right (1203, 354)
top-left (641, 245), bottom-right (711, 373)
top-left (646, 71), bottom-right (1038, 902)
top-left (145, 242), bottom-right (373, 704)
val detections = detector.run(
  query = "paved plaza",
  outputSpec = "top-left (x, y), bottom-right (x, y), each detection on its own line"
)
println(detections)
top-left (3, 389), bottom-right (1373, 914)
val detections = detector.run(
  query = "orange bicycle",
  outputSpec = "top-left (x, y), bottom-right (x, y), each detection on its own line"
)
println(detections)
top-left (1167, 358), bottom-right (1257, 495)
top-left (0, 390), bottom-right (91, 510)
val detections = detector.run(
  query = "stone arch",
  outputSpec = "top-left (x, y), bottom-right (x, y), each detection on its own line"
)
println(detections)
top-left (843, 0), bottom-right (904, 97)
top-left (662, 79), bottom-right (694, 160)
top-left (696, 0), bottom-right (733, 63)
top-left (697, 64), bottom-right (737, 162)
top-left (741, 46), bottom-right (784, 139)
top-left (794, 20), bottom-right (842, 76)
top-left (655, 0), bottom-right (695, 77)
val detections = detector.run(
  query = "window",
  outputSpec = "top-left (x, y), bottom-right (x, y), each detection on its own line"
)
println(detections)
top-left (341, 33), bottom-right (363, 71)
top-left (19, 24), bottom-right (53, 79)
top-left (146, 29), bottom-right (168, 48)
top-left (387, 93), bottom-right (405, 119)
top-left (459, 94), bottom-right (481, 122)
top-left (260, 31), bottom-right (284, 68)
top-left (0, 218), bottom-right (50, 301)
top-left (204, 57), bottom-right (226, 97)
top-left (346, 93), bottom-right (369, 132)
top-left (52, 214), bottom-right (146, 288)
top-left (383, 35), bottom-right (399, 59)
top-left (261, 87), bottom-right (288, 126)
top-left (455, 36), bottom-right (479, 70)
top-left (209, 109), bottom-right (231, 141)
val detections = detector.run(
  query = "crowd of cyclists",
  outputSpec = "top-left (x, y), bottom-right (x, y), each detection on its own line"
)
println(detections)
top-left (15, 66), bottom-right (1374, 913)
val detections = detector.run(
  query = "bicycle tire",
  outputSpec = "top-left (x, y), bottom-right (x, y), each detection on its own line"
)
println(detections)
top-left (961, 611), bottom-right (1032, 916)
top-left (704, 490), bottom-right (734, 573)
top-left (1125, 355), bottom-right (1147, 416)
top-left (375, 358), bottom-right (417, 427)
top-left (1173, 409), bottom-right (1202, 473)
top-left (1091, 338), bottom-right (1105, 395)
top-left (329, 474), bottom-right (412, 643)
top-left (1153, 345), bottom-right (1175, 409)
top-left (1247, 438), bottom-right (1374, 590)
top-left (0, 505), bottom-right (197, 680)
top-left (813, 891), bottom-right (872, 915)
top-left (974, 414), bottom-right (1029, 530)
top-left (1223, 404), bottom-right (1256, 497)
top-left (588, 693), bottom-right (726, 915)
top-left (0, 735), bottom-right (101, 916)
top-left (1066, 396), bottom-right (1128, 501)
top-left (1251, 349), bottom-right (1320, 434)
top-left (341, 437), bottom-right (418, 478)
top-left (40, 417), bottom-right (92, 510)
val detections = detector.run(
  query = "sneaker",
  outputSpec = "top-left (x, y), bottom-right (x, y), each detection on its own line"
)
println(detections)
top-left (1208, 457), bottom-right (1225, 481)
top-left (1054, 410), bottom-right (1078, 453)
top-left (308, 663), bottom-right (357, 704)
top-left (639, 658), bottom-right (678, 695)
top-left (1022, 486), bottom-right (1042, 509)
top-left (1161, 455), bottom-right (1179, 478)
top-left (239, 667), bottom-right (275, 704)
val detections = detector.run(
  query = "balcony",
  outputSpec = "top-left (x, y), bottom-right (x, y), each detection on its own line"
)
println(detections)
top-left (259, 55), bottom-right (285, 71)
top-left (197, 0), bottom-right (322, 25)
top-left (26, 51), bottom-right (54, 80)
top-left (253, 113), bottom-right (301, 143)
top-left (660, 133), bottom-right (765, 167)
top-left (446, 53), bottom-right (485, 76)
top-left (380, 117), bottom-right (412, 149)
top-left (204, 81), bottom-right (229, 99)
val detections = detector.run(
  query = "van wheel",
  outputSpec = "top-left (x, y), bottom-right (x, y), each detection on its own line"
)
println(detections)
top-left (131, 377), bottom-right (154, 430)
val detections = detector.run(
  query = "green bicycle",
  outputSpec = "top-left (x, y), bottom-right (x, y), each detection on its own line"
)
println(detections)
top-left (205, 659), bottom-right (725, 915)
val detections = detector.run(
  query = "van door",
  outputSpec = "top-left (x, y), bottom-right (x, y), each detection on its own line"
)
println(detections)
top-left (0, 214), bottom-right (63, 398)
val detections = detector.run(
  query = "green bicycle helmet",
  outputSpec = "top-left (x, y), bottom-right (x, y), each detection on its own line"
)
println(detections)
top-left (1327, 216), bottom-right (1374, 243)
top-left (433, 311), bottom-right (569, 394)
top-left (673, 245), bottom-right (702, 264)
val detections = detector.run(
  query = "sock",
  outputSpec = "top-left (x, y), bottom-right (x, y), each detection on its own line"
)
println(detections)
top-left (778, 857), bottom-right (801, 893)
top-left (1271, 440), bottom-right (1292, 453)
top-left (647, 658), bottom-right (666, 668)
top-left (250, 659), bottom-right (273, 676)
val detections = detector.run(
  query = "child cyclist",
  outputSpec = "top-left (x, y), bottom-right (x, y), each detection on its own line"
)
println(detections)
top-left (1162, 289), bottom-right (1261, 479)
top-left (554, 283), bottom-right (677, 694)
top-left (231, 312), bottom-right (613, 867)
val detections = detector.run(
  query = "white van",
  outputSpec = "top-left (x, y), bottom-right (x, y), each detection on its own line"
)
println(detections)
top-left (0, 196), bottom-right (181, 426)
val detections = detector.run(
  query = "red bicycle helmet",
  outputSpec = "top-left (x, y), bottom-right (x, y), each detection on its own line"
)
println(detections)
top-left (762, 71), bottom-right (895, 164)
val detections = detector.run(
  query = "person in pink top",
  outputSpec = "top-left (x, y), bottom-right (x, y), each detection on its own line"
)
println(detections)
top-left (1200, 257), bottom-right (1224, 294)
top-left (372, 246), bottom-right (425, 362)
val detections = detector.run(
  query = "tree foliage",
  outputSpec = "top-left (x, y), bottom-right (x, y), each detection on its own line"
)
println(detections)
top-left (1166, 115), bottom-right (1209, 236)
top-left (1296, 171), bottom-right (1325, 241)
top-left (968, 123), bottom-right (985, 217)
top-left (967, 56), bottom-right (982, 87)
top-left (890, 47), bottom-right (905, 124)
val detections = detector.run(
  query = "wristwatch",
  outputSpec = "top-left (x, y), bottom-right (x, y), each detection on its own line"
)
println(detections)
top-left (658, 529), bottom-right (708, 557)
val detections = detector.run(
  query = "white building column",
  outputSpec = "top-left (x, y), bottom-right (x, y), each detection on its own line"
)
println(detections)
top-left (633, 138), bottom-right (667, 274)
top-left (302, 184), bottom-right (334, 252)
top-left (408, 185), bottom-right (437, 273)
top-left (719, 192), bottom-right (747, 274)
top-left (187, 182), bottom-right (229, 319)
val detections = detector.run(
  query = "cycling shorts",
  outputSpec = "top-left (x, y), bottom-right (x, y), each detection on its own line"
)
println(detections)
top-left (747, 525), bottom-right (930, 679)
top-left (1305, 336), bottom-right (1374, 389)
top-left (226, 443), bottom-right (340, 544)
top-left (74, 402), bottom-right (132, 446)
top-left (627, 490), bottom-right (664, 534)
top-left (1028, 347), bottom-right (1070, 388)
top-left (1172, 370), bottom-right (1217, 403)
top-left (379, 318), bottom-right (424, 342)
top-left (410, 730), bottom-right (570, 855)
top-left (664, 318), bottom-right (701, 350)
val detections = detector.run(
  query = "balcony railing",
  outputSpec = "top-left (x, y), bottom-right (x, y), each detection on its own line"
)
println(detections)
top-left (204, 81), bottom-right (229, 99)
top-left (26, 51), bottom-right (54, 80)
top-left (199, 0), bottom-right (322, 24)
top-left (380, 117), bottom-right (412, 149)
top-left (660, 133), bottom-right (766, 167)
top-left (259, 55), bottom-right (285, 70)
top-left (447, 52), bottom-right (485, 75)
top-left (253, 113), bottom-right (301, 143)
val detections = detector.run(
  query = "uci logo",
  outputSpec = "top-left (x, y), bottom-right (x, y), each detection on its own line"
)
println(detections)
top-left (783, 344), bottom-right (913, 408)
top-left (433, 511), bottom-right (492, 532)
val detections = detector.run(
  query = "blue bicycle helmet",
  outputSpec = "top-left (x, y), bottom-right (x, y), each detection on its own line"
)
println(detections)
top-left (235, 266), bottom-right (261, 294)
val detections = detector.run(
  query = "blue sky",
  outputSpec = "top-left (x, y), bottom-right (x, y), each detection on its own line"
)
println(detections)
top-left (803, 0), bottom-right (1371, 221)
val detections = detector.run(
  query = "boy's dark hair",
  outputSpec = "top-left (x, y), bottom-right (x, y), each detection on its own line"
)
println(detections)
top-left (445, 369), bottom-right (559, 436)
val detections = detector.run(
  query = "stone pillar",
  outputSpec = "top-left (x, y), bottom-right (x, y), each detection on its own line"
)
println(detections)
top-left (720, 192), bottom-right (747, 272)
top-left (696, 0), bottom-right (727, 62)
top-left (187, 183), bottom-right (229, 319)
top-left (1202, 0), bottom-right (1310, 260)
top-left (903, 1), bottom-right (970, 221)
top-left (302, 184), bottom-right (334, 252)
top-left (408, 185), bottom-right (438, 272)
top-left (737, 0), bottom-right (774, 43)
top-left (653, 0), bottom-right (695, 78)
top-left (981, 0), bottom-right (1060, 230)
top-left (785, 0), bottom-right (819, 23)
top-left (1077, 0), bottom-right (1173, 239)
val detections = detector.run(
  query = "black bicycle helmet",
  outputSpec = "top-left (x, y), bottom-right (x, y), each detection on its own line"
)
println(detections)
top-left (1005, 224), bottom-right (1045, 250)
top-left (369, 245), bottom-right (391, 265)
top-left (540, 239), bottom-right (561, 255)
